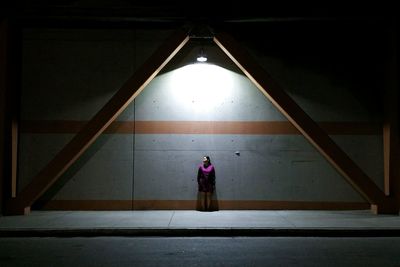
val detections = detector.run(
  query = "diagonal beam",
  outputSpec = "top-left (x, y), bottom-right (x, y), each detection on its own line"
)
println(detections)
top-left (6, 29), bottom-right (189, 215)
top-left (214, 32), bottom-right (398, 214)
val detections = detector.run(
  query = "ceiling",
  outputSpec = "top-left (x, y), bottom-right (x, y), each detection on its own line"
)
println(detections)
top-left (1, 1), bottom-right (396, 25)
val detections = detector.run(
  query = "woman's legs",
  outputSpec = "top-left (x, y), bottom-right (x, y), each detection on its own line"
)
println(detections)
top-left (199, 191), bottom-right (213, 211)
top-left (199, 192), bottom-right (206, 211)
top-left (205, 192), bottom-right (212, 211)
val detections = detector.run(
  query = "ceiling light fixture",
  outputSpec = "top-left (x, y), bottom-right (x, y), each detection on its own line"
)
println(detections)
top-left (196, 48), bottom-right (207, 62)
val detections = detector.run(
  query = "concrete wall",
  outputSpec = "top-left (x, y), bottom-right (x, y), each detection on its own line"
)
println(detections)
top-left (17, 21), bottom-right (388, 209)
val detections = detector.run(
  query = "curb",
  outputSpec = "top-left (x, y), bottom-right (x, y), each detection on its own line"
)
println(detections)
top-left (1, 228), bottom-right (400, 237)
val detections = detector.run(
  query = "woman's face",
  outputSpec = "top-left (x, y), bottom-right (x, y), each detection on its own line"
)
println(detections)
top-left (203, 157), bottom-right (209, 166)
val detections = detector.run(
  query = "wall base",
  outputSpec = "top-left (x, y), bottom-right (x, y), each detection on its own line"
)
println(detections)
top-left (39, 200), bottom-right (370, 211)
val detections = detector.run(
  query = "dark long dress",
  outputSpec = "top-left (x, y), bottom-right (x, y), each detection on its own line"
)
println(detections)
top-left (197, 164), bottom-right (216, 193)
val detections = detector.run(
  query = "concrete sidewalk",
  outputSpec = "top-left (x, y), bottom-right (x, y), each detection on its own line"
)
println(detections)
top-left (1, 210), bottom-right (400, 237)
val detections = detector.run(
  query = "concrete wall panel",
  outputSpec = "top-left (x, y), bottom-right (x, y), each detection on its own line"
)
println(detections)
top-left (18, 134), bottom-right (74, 191)
top-left (331, 135), bottom-right (384, 191)
top-left (17, 26), bottom-right (386, 208)
top-left (21, 29), bottom-right (137, 121)
top-left (18, 134), bottom-right (133, 200)
top-left (133, 134), bottom-right (367, 201)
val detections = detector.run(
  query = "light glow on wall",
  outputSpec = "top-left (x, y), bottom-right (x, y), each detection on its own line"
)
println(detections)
top-left (169, 63), bottom-right (234, 113)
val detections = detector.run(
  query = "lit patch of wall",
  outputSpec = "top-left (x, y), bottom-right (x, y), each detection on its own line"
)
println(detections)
top-left (168, 64), bottom-right (234, 113)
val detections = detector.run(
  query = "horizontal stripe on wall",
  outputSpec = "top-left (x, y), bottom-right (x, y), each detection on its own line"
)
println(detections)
top-left (40, 200), bottom-right (370, 211)
top-left (20, 120), bottom-right (382, 135)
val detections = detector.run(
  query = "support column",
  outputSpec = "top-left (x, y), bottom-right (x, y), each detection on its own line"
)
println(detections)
top-left (383, 19), bottom-right (399, 205)
top-left (0, 18), bottom-right (21, 215)
top-left (0, 19), bottom-right (7, 215)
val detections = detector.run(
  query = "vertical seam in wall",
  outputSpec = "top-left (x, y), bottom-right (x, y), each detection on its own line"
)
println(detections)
top-left (131, 29), bottom-right (136, 211)
top-left (132, 99), bottom-right (136, 210)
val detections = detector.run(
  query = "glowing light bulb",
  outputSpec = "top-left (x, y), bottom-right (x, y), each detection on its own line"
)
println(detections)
top-left (196, 48), bottom-right (207, 62)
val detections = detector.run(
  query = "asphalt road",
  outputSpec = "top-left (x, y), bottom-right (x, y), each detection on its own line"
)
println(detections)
top-left (1, 237), bottom-right (400, 266)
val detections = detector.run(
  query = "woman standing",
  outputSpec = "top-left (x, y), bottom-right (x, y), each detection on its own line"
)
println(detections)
top-left (197, 156), bottom-right (216, 211)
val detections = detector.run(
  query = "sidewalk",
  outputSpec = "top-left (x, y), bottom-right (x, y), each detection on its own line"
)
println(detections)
top-left (1, 210), bottom-right (400, 237)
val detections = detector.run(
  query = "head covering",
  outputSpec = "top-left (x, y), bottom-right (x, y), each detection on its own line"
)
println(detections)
top-left (203, 156), bottom-right (211, 163)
